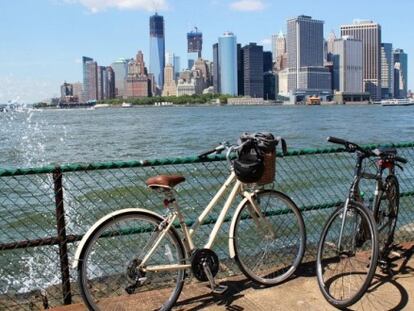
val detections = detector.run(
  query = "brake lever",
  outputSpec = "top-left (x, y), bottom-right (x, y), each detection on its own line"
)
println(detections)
top-left (396, 163), bottom-right (404, 171)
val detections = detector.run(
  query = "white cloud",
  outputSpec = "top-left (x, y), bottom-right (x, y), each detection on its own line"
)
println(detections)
top-left (261, 38), bottom-right (271, 46)
top-left (229, 0), bottom-right (265, 11)
top-left (64, 0), bottom-right (168, 13)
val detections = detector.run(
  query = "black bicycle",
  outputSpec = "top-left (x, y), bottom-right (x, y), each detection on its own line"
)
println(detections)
top-left (316, 137), bottom-right (407, 309)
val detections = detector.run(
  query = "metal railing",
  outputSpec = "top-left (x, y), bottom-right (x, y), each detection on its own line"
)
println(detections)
top-left (1, 142), bottom-right (414, 310)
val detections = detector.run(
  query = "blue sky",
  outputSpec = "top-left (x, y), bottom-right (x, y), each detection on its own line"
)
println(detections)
top-left (0, 0), bottom-right (413, 103)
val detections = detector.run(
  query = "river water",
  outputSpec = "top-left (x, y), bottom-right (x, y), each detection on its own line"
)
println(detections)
top-left (1, 104), bottom-right (414, 301)
top-left (1, 104), bottom-right (414, 168)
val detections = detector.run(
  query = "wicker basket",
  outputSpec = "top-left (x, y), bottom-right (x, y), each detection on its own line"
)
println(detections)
top-left (257, 149), bottom-right (276, 185)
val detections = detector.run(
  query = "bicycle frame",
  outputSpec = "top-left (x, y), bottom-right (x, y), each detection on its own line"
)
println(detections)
top-left (337, 152), bottom-right (392, 251)
top-left (141, 171), bottom-right (273, 273)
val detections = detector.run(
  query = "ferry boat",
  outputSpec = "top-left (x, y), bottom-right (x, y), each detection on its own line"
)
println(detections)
top-left (381, 99), bottom-right (414, 106)
top-left (306, 95), bottom-right (321, 105)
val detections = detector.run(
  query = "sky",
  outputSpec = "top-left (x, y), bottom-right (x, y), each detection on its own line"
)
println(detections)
top-left (0, 0), bottom-right (413, 103)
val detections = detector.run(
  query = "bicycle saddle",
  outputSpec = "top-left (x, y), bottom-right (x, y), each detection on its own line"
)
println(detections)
top-left (146, 175), bottom-right (186, 189)
top-left (373, 147), bottom-right (397, 157)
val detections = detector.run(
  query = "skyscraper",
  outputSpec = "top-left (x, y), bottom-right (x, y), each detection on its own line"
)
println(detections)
top-left (286, 15), bottom-right (331, 94)
top-left (82, 56), bottom-right (98, 102)
top-left (213, 43), bottom-right (220, 94)
top-left (381, 43), bottom-right (394, 99)
top-left (340, 20), bottom-right (382, 100)
top-left (162, 64), bottom-right (177, 96)
top-left (243, 43), bottom-right (264, 98)
top-left (237, 43), bottom-right (244, 96)
top-left (218, 32), bottom-right (238, 96)
top-left (393, 48), bottom-right (408, 98)
top-left (263, 51), bottom-right (273, 73)
top-left (150, 13), bottom-right (165, 92)
top-left (111, 58), bottom-right (129, 98)
top-left (276, 31), bottom-right (286, 59)
top-left (271, 34), bottom-right (278, 62)
top-left (187, 27), bottom-right (202, 68)
top-left (332, 36), bottom-right (363, 93)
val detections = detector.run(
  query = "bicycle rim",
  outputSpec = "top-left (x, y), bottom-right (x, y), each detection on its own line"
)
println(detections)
top-left (375, 175), bottom-right (399, 255)
top-left (78, 211), bottom-right (185, 311)
top-left (317, 203), bottom-right (378, 308)
top-left (233, 190), bottom-right (305, 285)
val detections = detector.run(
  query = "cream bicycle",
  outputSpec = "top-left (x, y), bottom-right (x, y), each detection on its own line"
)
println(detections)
top-left (73, 135), bottom-right (306, 310)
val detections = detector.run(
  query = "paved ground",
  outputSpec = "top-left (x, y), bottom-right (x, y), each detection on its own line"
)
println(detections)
top-left (52, 243), bottom-right (414, 311)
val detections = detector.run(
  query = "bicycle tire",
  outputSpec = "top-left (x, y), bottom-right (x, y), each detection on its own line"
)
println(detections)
top-left (316, 202), bottom-right (379, 308)
top-left (78, 210), bottom-right (186, 311)
top-left (374, 174), bottom-right (399, 256)
top-left (232, 190), bottom-right (306, 285)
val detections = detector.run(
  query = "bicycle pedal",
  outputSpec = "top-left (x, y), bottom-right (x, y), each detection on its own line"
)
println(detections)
top-left (212, 284), bottom-right (228, 295)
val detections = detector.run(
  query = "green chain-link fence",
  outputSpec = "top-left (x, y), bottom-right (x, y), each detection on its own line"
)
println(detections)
top-left (1, 142), bottom-right (414, 310)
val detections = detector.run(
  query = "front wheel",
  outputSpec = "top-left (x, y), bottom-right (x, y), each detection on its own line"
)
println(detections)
top-left (316, 202), bottom-right (379, 308)
top-left (78, 210), bottom-right (186, 311)
top-left (232, 190), bottom-right (306, 285)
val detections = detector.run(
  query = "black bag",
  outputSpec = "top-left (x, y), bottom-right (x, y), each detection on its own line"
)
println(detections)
top-left (233, 136), bottom-right (265, 183)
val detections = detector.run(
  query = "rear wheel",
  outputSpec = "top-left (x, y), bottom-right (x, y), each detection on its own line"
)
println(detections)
top-left (316, 202), bottom-right (378, 308)
top-left (232, 190), bottom-right (306, 285)
top-left (78, 211), bottom-right (186, 311)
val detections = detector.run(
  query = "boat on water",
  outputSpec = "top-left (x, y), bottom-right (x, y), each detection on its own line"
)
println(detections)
top-left (121, 102), bottom-right (132, 108)
top-left (306, 95), bottom-right (321, 105)
top-left (94, 104), bottom-right (110, 109)
top-left (381, 99), bottom-right (414, 106)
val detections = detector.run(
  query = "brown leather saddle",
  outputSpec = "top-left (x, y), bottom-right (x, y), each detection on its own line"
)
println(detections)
top-left (146, 175), bottom-right (186, 190)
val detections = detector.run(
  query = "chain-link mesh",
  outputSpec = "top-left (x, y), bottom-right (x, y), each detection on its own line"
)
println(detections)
top-left (1, 143), bottom-right (414, 310)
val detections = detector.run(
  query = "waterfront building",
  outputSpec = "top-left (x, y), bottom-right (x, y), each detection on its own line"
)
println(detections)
top-left (218, 32), bottom-right (238, 96)
top-left (331, 36), bottom-right (363, 93)
top-left (272, 31), bottom-right (286, 62)
top-left (187, 27), bottom-right (202, 69)
top-left (126, 76), bottom-right (151, 97)
top-left (97, 66), bottom-right (106, 100)
top-left (243, 43), bottom-right (264, 98)
top-left (162, 64), bottom-right (177, 96)
top-left (60, 82), bottom-right (73, 98)
top-left (237, 43), bottom-right (244, 96)
top-left (126, 50), bottom-right (152, 98)
top-left (393, 48), bottom-right (408, 98)
top-left (278, 69), bottom-right (289, 96)
top-left (106, 67), bottom-right (116, 99)
top-left (213, 43), bottom-right (220, 94)
top-left (326, 31), bottom-right (336, 62)
top-left (263, 72), bottom-right (276, 100)
top-left (271, 34), bottom-right (278, 62)
top-left (340, 20), bottom-right (382, 101)
top-left (381, 43), bottom-right (394, 99)
top-left (263, 51), bottom-right (273, 73)
top-left (82, 56), bottom-right (98, 102)
top-left (286, 15), bottom-right (331, 94)
top-left (176, 70), bottom-right (204, 96)
top-left (165, 52), bottom-right (181, 79)
top-left (111, 58), bottom-right (129, 98)
top-left (194, 58), bottom-right (211, 88)
top-left (72, 82), bottom-right (83, 102)
top-left (150, 13), bottom-right (165, 91)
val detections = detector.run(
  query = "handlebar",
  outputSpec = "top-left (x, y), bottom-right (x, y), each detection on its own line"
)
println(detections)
top-left (327, 136), bottom-right (374, 156)
top-left (395, 155), bottom-right (408, 164)
top-left (327, 136), bottom-right (408, 164)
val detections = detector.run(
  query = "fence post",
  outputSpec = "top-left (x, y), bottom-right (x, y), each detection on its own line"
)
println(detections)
top-left (53, 166), bottom-right (72, 305)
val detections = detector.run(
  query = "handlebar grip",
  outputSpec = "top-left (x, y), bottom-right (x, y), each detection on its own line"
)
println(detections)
top-left (327, 136), bottom-right (348, 145)
top-left (276, 137), bottom-right (288, 155)
top-left (395, 156), bottom-right (408, 164)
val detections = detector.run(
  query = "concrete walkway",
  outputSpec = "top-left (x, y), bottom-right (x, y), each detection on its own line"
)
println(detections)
top-left (52, 243), bottom-right (414, 311)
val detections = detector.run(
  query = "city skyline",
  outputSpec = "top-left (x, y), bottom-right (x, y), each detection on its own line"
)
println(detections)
top-left (0, 0), bottom-right (413, 102)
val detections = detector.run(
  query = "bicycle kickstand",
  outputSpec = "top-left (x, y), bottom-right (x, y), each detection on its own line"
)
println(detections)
top-left (202, 262), bottom-right (228, 294)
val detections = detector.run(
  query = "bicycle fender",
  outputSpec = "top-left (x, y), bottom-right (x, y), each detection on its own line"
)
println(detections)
top-left (228, 196), bottom-right (250, 259)
top-left (72, 208), bottom-right (165, 269)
